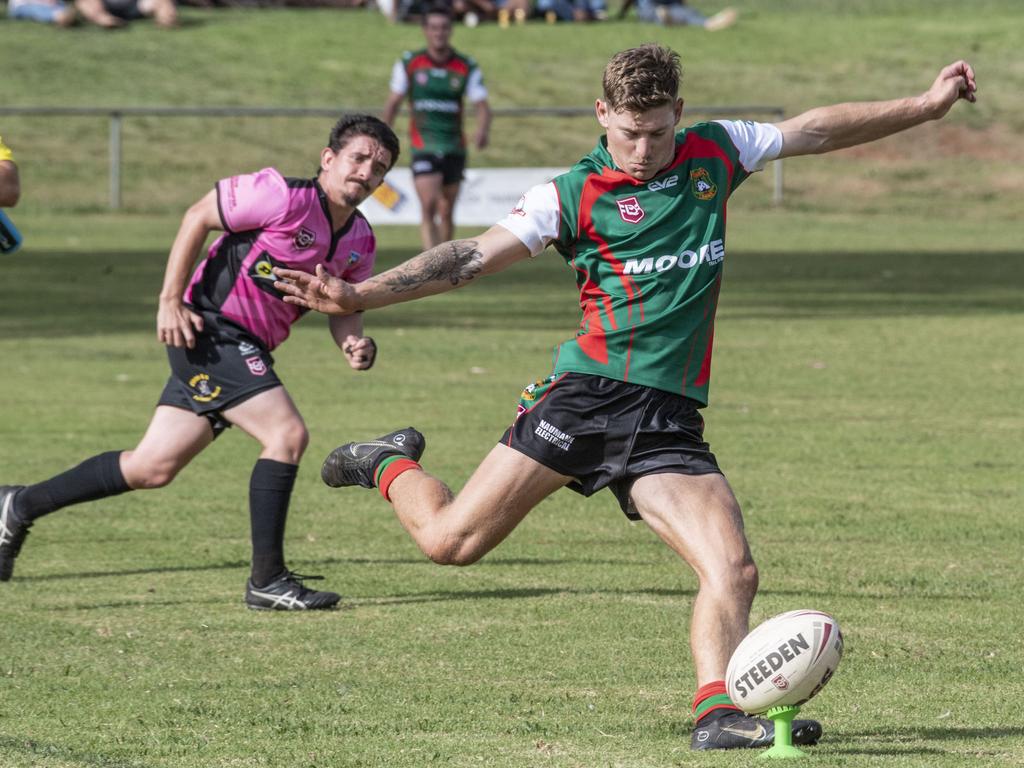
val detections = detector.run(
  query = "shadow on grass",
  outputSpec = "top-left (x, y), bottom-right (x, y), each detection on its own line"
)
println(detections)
top-left (0, 735), bottom-right (154, 768)
top-left (18, 555), bottom-right (656, 584)
top-left (4, 250), bottom-right (1022, 340)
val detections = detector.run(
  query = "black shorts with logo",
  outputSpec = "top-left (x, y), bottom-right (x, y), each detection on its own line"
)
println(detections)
top-left (410, 152), bottom-right (466, 186)
top-left (157, 311), bottom-right (282, 437)
top-left (500, 373), bottom-right (721, 520)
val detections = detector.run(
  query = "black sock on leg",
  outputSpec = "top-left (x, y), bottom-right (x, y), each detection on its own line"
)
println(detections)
top-left (16, 451), bottom-right (131, 522)
top-left (249, 459), bottom-right (298, 587)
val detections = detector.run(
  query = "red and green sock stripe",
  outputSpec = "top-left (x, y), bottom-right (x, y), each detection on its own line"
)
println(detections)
top-left (692, 680), bottom-right (741, 724)
top-left (373, 455), bottom-right (421, 501)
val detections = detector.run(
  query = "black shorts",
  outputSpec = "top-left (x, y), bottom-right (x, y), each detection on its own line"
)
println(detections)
top-left (103, 0), bottom-right (145, 19)
top-left (500, 373), bottom-right (721, 520)
top-left (157, 313), bottom-right (282, 437)
top-left (410, 152), bottom-right (466, 186)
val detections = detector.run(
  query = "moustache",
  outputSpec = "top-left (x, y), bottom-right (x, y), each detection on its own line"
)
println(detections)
top-left (345, 177), bottom-right (371, 192)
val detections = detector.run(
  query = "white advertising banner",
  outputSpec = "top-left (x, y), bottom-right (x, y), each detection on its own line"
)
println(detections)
top-left (360, 167), bottom-right (569, 226)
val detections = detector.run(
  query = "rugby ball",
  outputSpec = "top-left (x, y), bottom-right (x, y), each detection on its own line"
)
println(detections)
top-left (726, 609), bottom-right (843, 714)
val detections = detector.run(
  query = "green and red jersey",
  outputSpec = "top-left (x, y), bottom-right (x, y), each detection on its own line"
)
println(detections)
top-left (389, 48), bottom-right (488, 155)
top-left (498, 120), bottom-right (782, 405)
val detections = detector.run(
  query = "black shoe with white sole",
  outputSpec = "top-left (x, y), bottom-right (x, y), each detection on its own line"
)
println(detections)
top-left (244, 570), bottom-right (341, 611)
top-left (0, 486), bottom-right (31, 582)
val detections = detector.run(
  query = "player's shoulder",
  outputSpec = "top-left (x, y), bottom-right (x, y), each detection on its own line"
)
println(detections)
top-left (548, 160), bottom-right (596, 207)
top-left (453, 49), bottom-right (479, 68)
top-left (679, 120), bottom-right (730, 142)
top-left (403, 48), bottom-right (428, 65)
top-left (226, 166), bottom-right (289, 192)
top-left (349, 207), bottom-right (373, 232)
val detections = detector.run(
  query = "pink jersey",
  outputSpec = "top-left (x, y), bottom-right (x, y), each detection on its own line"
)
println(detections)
top-left (185, 167), bottom-right (376, 350)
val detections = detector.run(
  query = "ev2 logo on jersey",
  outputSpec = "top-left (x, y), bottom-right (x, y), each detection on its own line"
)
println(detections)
top-left (647, 175), bottom-right (679, 192)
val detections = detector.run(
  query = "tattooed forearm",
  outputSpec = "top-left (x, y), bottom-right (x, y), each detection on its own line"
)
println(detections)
top-left (382, 240), bottom-right (485, 294)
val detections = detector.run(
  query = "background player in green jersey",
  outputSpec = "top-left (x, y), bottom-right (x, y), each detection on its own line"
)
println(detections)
top-left (382, 5), bottom-right (491, 251)
top-left (276, 46), bottom-right (977, 750)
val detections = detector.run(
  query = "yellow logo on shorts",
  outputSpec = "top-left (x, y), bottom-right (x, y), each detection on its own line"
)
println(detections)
top-left (690, 167), bottom-right (717, 201)
top-left (189, 373), bottom-right (222, 403)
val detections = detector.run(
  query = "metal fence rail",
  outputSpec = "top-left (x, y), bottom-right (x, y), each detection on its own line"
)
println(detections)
top-left (0, 105), bottom-right (785, 209)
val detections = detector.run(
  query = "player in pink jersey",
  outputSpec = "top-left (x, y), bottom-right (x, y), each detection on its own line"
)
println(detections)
top-left (0, 115), bottom-right (401, 611)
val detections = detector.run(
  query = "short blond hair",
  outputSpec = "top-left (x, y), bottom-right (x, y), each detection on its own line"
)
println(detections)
top-left (602, 44), bottom-right (681, 112)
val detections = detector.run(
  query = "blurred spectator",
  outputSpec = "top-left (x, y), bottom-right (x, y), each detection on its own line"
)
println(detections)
top-left (495, 0), bottom-right (529, 25)
top-left (0, 134), bottom-right (22, 254)
top-left (7, 0), bottom-right (75, 26)
top-left (535, 0), bottom-right (604, 22)
top-left (0, 135), bottom-right (19, 208)
top-left (75, 0), bottom-right (177, 26)
top-left (452, 0), bottom-right (494, 25)
top-left (619, 0), bottom-right (736, 29)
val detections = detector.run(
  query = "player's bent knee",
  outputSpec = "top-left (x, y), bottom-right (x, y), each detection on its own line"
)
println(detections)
top-left (265, 423), bottom-right (309, 462)
top-left (125, 463), bottom-right (180, 490)
top-left (702, 556), bottom-right (758, 602)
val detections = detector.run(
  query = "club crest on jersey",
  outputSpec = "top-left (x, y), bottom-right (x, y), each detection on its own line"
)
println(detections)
top-left (616, 196), bottom-right (645, 224)
top-left (293, 227), bottom-right (316, 249)
top-left (510, 195), bottom-right (527, 217)
top-left (690, 168), bottom-right (718, 201)
top-left (245, 356), bottom-right (268, 376)
top-left (416, 71), bottom-right (429, 85)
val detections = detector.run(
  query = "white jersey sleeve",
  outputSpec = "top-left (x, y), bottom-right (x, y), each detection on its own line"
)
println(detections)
top-left (714, 120), bottom-right (783, 172)
top-left (496, 182), bottom-right (560, 257)
top-left (389, 59), bottom-right (408, 96)
top-left (466, 67), bottom-right (488, 104)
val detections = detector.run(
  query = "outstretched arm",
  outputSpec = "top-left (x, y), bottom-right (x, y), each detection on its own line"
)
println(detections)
top-left (273, 224), bottom-right (532, 316)
top-left (776, 60), bottom-right (977, 158)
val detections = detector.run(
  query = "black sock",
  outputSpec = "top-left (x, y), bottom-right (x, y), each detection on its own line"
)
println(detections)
top-left (249, 459), bottom-right (299, 587)
top-left (16, 451), bottom-right (131, 522)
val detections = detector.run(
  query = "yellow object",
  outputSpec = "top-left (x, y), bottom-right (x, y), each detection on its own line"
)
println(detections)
top-left (498, 7), bottom-right (510, 26)
top-left (0, 136), bottom-right (13, 164)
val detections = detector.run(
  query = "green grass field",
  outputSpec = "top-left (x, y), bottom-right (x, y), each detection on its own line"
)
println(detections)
top-left (3, 2), bottom-right (1024, 766)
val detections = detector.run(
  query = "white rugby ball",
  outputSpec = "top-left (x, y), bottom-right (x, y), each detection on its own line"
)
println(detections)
top-left (726, 609), bottom-right (843, 714)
